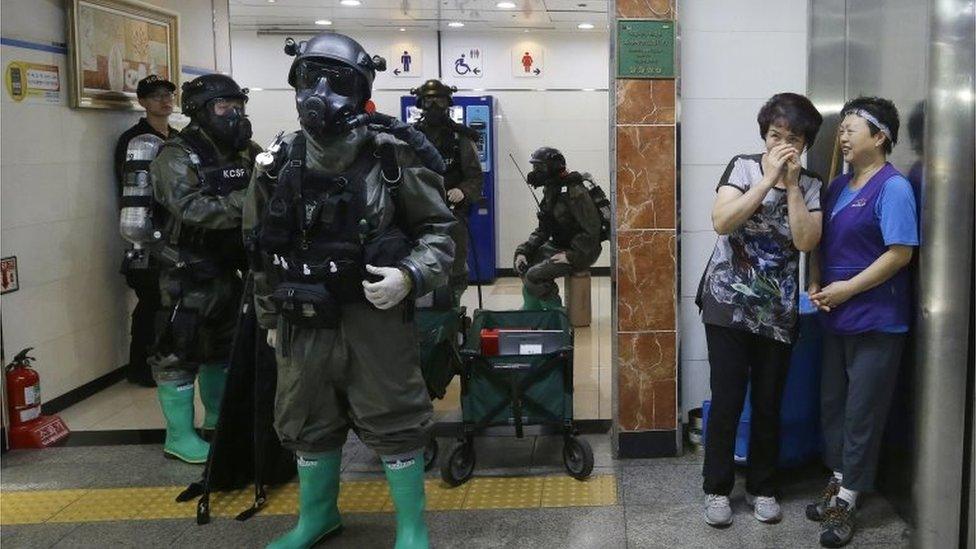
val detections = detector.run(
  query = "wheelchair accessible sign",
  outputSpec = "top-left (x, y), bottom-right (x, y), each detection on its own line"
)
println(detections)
top-left (449, 46), bottom-right (483, 78)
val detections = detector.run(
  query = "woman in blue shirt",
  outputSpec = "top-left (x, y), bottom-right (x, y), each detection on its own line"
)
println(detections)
top-left (807, 96), bottom-right (918, 548)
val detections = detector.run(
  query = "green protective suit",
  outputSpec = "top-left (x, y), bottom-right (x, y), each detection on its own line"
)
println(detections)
top-left (414, 121), bottom-right (483, 300)
top-left (515, 171), bottom-right (603, 302)
top-left (243, 126), bottom-right (456, 456)
top-left (148, 123), bottom-right (261, 385)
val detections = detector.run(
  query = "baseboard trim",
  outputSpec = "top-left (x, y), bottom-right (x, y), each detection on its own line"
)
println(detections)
top-left (61, 429), bottom-right (166, 447)
top-left (53, 419), bottom-right (612, 448)
top-left (42, 366), bottom-right (127, 416)
top-left (617, 429), bottom-right (679, 458)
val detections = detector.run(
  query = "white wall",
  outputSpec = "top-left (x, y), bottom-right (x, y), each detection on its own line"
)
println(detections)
top-left (231, 29), bottom-right (611, 268)
top-left (0, 0), bottom-right (231, 400)
top-left (677, 0), bottom-right (809, 419)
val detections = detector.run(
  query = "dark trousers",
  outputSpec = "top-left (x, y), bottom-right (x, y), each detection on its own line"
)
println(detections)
top-left (821, 331), bottom-right (905, 492)
top-left (125, 268), bottom-right (161, 380)
top-left (703, 323), bottom-right (792, 496)
top-left (522, 243), bottom-right (575, 301)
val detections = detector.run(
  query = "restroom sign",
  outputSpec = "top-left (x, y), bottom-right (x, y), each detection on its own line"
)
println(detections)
top-left (390, 44), bottom-right (422, 77)
top-left (449, 46), bottom-right (483, 78)
top-left (512, 45), bottom-right (544, 78)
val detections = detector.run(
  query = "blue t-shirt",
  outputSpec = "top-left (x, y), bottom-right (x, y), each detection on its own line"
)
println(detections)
top-left (831, 174), bottom-right (919, 332)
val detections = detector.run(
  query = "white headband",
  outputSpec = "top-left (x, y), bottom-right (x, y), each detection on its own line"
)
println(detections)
top-left (844, 108), bottom-right (893, 141)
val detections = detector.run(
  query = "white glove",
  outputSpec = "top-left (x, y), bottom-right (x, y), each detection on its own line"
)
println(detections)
top-left (447, 188), bottom-right (465, 204)
top-left (362, 265), bottom-right (412, 310)
top-left (266, 328), bottom-right (277, 348)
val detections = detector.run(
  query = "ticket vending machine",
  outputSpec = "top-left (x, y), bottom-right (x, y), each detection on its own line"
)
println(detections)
top-left (400, 95), bottom-right (497, 283)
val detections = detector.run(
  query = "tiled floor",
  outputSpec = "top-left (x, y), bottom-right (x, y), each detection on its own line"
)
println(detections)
top-left (0, 435), bottom-right (911, 548)
top-left (57, 276), bottom-right (613, 431)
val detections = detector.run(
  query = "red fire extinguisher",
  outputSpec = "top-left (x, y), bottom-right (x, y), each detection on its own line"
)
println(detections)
top-left (6, 347), bottom-right (42, 426)
top-left (5, 347), bottom-right (69, 449)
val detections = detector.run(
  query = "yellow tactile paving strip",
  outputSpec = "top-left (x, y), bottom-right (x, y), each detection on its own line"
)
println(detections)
top-left (0, 474), bottom-right (616, 526)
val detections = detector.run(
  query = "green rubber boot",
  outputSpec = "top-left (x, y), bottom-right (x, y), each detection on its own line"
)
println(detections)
top-left (539, 294), bottom-right (563, 310)
top-left (521, 286), bottom-right (543, 311)
top-left (382, 452), bottom-right (430, 549)
top-left (267, 452), bottom-right (343, 549)
top-left (197, 363), bottom-right (228, 430)
top-left (157, 383), bottom-right (210, 464)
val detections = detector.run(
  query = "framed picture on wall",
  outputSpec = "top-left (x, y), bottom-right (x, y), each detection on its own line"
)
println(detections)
top-left (66, 0), bottom-right (180, 110)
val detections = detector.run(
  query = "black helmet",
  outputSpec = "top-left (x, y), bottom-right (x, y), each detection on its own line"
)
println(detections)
top-left (411, 79), bottom-right (456, 108)
top-left (180, 74), bottom-right (248, 118)
top-left (529, 147), bottom-right (566, 175)
top-left (285, 33), bottom-right (385, 99)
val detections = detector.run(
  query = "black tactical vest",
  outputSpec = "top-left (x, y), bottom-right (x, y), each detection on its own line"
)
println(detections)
top-left (168, 127), bottom-right (252, 271)
top-left (259, 133), bottom-right (410, 303)
top-left (418, 121), bottom-right (476, 189)
top-left (540, 181), bottom-right (584, 249)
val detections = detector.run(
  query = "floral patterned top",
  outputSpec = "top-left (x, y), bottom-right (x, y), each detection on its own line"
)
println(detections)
top-left (696, 154), bottom-right (822, 344)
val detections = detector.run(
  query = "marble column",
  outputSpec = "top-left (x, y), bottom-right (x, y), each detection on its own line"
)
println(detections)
top-left (612, 3), bottom-right (680, 457)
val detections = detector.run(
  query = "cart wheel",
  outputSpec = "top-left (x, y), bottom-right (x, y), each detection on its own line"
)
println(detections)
top-left (424, 439), bottom-right (439, 472)
top-left (440, 443), bottom-right (476, 486)
top-left (562, 437), bottom-right (594, 480)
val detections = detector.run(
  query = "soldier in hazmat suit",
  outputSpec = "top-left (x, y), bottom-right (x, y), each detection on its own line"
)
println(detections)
top-left (148, 74), bottom-right (260, 464)
top-left (243, 33), bottom-right (455, 549)
top-left (410, 79), bottom-right (484, 303)
top-left (514, 147), bottom-right (603, 310)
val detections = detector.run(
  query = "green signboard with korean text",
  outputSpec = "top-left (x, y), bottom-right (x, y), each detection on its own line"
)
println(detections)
top-left (617, 20), bottom-right (675, 79)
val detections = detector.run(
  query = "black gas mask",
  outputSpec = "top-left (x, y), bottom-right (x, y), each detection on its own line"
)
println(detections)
top-left (528, 163), bottom-right (561, 187)
top-left (294, 59), bottom-right (365, 139)
top-left (202, 99), bottom-right (252, 150)
top-left (420, 96), bottom-right (452, 124)
top-left (527, 147), bottom-right (566, 188)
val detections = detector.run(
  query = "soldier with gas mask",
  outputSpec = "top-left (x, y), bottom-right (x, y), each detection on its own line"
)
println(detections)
top-left (243, 33), bottom-right (455, 549)
top-left (514, 147), bottom-right (603, 310)
top-left (148, 74), bottom-right (260, 464)
top-left (410, 79), bottom-right (484, 303)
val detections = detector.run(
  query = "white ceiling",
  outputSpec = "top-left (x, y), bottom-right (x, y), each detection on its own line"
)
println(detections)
top-left (228, 0), bottom-right (609, 32)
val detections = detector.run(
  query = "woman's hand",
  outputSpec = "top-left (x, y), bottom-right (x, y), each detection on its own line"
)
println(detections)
top-left (551, 251), bottom-right (570, 264)
top-left (782, 153), bottom-right (801, 188)
top-left (807, 283), bottom-right (827, 311)
top-left (810, 281), bottom-right (855, 312)
top-left (761, 144), bottom-right (794, 182)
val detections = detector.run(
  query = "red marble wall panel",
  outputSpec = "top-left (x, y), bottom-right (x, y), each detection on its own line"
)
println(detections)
top-left (617, 332), bottom-right (677, 430)
top-left (615, 80), bottom-right (676, 125)
top-left (615, 125), bottom-right (676, 230)
top-left (616, 0), bottom-right (672, 19)
top-left (616, 230), bottom-right (676, 332)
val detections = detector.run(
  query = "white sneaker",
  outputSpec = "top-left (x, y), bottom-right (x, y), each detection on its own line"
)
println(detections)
top-left (704, 494), bottom-right (733, 527)
top-left (746, 493), bottom-right (782, 523)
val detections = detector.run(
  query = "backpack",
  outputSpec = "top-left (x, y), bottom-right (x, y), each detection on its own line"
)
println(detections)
top-left (581, 173), bottom-right (611, 242)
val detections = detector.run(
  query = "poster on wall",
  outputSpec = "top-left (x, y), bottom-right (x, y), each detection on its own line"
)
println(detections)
top-left (66, 0), bottom-right (180, 110)
top-left (5, 62), bottom-right (61, 103)
top-left (448, 46), bottom-right (483, 78)
top-left (390, 44), bottom-right (422, 77)
top-left (512, 44), bottom-right (544, 77)
top-left (1, 256), bottom-right (19, 295)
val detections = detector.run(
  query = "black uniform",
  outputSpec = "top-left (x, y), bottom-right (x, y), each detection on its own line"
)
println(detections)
top-left (414, 120), bottom-right (483, 298)
top-left (114, 118), bottom-right (176, 386)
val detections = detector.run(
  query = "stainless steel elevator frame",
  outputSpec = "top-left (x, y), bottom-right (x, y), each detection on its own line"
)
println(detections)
top-left (808, 1), bottom-right (975, 546)
top-left (913, 2), bottom-right (974, 547)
